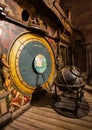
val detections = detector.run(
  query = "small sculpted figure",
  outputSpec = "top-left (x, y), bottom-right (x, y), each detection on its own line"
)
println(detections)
top-left (0, 53), bottom-right (11, 91)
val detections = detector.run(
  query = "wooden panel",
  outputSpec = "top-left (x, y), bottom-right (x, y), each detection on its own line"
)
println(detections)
top-left (0, 98), bottom-right (7, 115)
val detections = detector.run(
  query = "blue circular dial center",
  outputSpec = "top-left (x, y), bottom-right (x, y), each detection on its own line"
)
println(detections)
top-left (18, 40), bottom-right (52, 86)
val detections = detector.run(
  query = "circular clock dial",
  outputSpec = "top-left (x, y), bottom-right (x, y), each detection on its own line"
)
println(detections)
top-left (8, 32), bottom-right (55, 95)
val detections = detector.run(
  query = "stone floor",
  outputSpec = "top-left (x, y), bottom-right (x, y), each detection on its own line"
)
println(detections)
top-left (1, 84), bottom-right (92, 130)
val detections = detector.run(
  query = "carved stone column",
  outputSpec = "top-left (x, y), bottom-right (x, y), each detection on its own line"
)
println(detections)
top-left (83, 42), bottom-right (92, 85)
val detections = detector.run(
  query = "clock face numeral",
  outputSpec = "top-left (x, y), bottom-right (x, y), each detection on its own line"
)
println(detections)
top-left (8, 32), bottom-right (55, 95)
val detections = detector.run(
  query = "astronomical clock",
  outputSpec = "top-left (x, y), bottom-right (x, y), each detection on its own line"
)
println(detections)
top-left (8, 32), bottom-right (55, 96)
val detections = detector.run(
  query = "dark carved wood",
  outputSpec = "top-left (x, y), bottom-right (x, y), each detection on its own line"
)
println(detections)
top-left (42, 0), bottom-right (73, 36)
top-left (0, 3), bottom-right (58, 41)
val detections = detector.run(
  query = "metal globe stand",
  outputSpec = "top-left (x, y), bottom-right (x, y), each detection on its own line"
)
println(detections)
top-left (53, 67), bottom-right (89, 118)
